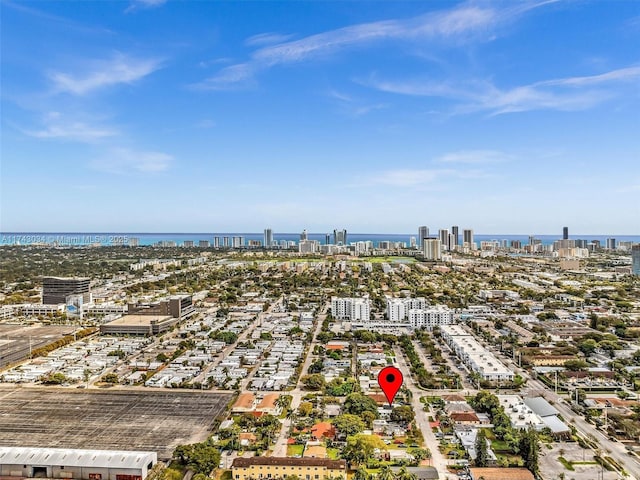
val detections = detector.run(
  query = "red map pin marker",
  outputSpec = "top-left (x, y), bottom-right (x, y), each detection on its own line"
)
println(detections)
top-left (378, 366), bottom-right (403, 406)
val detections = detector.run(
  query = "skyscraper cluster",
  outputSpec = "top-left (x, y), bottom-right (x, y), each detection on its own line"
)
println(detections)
top-left (418, 225), bottom-right (475, 259)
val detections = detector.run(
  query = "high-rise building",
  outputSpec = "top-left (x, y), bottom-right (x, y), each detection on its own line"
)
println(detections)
top-left (223, 236), bottom-right (230, 248)
top-left (325, 233), bottom-right (331, 245)
top-left (42, 277), bottom-right (91, 305)
top-left (334, 229), bottom-right (347, 245)
top-left (331, 297), bottom-right (370, 321)
top-left (439, 229), bottom-right (450, 250)
top-left (409, 236), bottom-right (416, 248)
top-left (449, 234), bottom-right (457, 251)
top-left (575, 239), bottom-right (588, 249)
top-left (198, 240), bottom-right (209, 248)
top-left (632, 245), bottom-right (640, 276)
top-left (451, 226), bottom-right (459, 247)
top-left (563, 227), bottom-right (569, 240)
top-left (232, 236), bottom-right (244, 248)
top-left (183, 240), bottom-right (194, 248)
top-left (510, 240), bottom-right (522, 249)
top-left (299, 240), bottom-right (319, 254)
top-left (423, 239), bottom-right (442, 260)
top-left (606, 238), bottom-right (617, 250)
top-left (264, 229), bottom-right (273, 249)
top-left (463, 229), bottom-right (474, 248)
top-left (418, 226), bottom-right (429, 248)
top-left (213, 237), bottom-right (221, 248)
top-left (300, 229), bottom-right (308, 241)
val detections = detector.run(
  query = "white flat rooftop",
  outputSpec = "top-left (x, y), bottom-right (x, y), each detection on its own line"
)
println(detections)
top-left (0, 446), bottom-right (156, 469)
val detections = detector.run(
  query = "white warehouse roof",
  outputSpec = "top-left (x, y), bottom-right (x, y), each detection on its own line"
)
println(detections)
top-left (0, 447), bottom-right (157, 469)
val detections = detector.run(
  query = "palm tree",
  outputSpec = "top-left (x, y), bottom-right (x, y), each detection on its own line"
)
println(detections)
top-left (424, 448), bottom-right (432, 466)
top-left (286, 410), bottom-right (298, 422)
top-left (396, 466), bottom-right (416, 480)
top-left (376, 465), bottom-right (395, 480)
top-left (353, 467), bottom-right (370, 480)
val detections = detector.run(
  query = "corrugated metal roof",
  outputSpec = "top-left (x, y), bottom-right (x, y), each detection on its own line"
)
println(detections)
top-left (0, 447), bottom-right (156, 469)
top-left (540, 415), bottom-right (570, 433)
top-left (523, 396), bottom-right (559, 417)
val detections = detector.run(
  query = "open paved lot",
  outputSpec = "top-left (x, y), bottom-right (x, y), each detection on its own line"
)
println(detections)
top-left (0, 324), bottom-right (77, 368)
top-left (0, 387), bottom-right (233, 460)
top-left (539, 442), bottom-right (620, 480)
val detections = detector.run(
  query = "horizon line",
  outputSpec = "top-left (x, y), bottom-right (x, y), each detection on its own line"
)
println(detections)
top-left (1, 231), bottom-right (638, 237)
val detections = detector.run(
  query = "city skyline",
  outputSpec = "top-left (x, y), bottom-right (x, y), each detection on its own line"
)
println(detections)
top-left (2, 1), bottom-right (639, 233)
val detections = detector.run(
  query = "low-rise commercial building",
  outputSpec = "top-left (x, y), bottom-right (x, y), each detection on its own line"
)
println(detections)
top-left (100, 314), bottom-right (178, 336)
top-left (232, 457), bottom-right (346, 480)
top-left (440, 325), bottom-right (514, 382)
top-left (0, 447), bottom-right (157, 480)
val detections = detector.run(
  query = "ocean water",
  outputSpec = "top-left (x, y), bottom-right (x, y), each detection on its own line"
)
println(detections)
top-left (1, 232), bottom-right (639, 247)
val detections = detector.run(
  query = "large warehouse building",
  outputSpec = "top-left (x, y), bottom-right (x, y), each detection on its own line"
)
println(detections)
top-left (99, 314), bottom-right (178, 336)
top-left (0, 447), bottom-right (157, 480)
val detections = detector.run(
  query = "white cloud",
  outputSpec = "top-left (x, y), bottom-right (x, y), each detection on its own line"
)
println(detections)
top-left (23, 112), bottom-right (117, 142)
top-left (364, 168), bottom-right (453, 186)
top-left (92, 147), bottom-right (172, 174)
top-left (245, 32), bottom-right (295, 47)
top-left (125, 0), bottom-right (167, 13)
top-left (436, 150), bottom-right (512, 164)
top-left (364, 66), bottom-right (640, 115)
top-left (327, 89), bottom-right (388, 116)
top-left (49, 53), bottom-right (162, 95)
top-left (356, 167), bottom-right (491, 187)
top-left (196, 1), bottom-right (552, 90)
top-left (193, 63), bottom-right (255, 90)
top-left (537, 66), bottom-right (640, 87)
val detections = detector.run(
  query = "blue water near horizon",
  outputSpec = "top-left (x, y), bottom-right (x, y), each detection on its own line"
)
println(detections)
top-left (1, 232), bottom-right (639, 247)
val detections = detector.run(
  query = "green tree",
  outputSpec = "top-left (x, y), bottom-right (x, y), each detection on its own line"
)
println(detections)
top-left (519, 427), bottom-right (540, 477)
top-left (343, 434), bottom-right (386, 466)
top-left (173, 443), bottom-right (221, 474)
top-left (301, 374), bottom-right (326, 391)
top-left (376, 466), bottom-right (395, 480)
top-left (564, 359), bottom-right (588, 371)
top-left (101, 372), bottom-right (119, 384)
top-left (361, 410), bottom-right (377, 428)
top-left (390, 405), bottom-right (415, 425)
top-left (332, 414), bottom-right (366, 436)
top-left (42, 372), bottom-right (68, 385)
top-left (396, 466), bottom-right (416, 480)
top-left (353, 466), bottom-right (370, 480)
top-left (470, 391), bottom-right (500, 413)
top-left (308, 359), bottom-right (324, 374)
top-left (475, 429), bottom-right (489, 467)
top-left (578, 338), bottom-right (598, 356)
top-left (343, 393), bottom-right (379, 417)
top-left (298, 401), bottom-right (314, 417)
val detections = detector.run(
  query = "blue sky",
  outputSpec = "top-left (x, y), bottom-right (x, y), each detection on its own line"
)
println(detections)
top-left (1, 0), bottom-right (639, 234)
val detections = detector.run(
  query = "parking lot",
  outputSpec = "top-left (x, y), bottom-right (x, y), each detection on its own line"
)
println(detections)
top-left (0, 387), bottom-right (233, 459)
top-left (0, 324), bottom-right (77, 368)
top-left (539, 442), bottom-right (620, 480)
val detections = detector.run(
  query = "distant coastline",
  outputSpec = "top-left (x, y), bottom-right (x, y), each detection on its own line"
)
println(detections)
top-left (1, 232), bottom-right (639, 247)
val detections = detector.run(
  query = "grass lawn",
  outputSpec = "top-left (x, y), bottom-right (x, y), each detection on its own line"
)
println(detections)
top-left (490, 440), bottom-right (510, 452)
top-left (287, 444), bottom-right (304, 457)
top-left (558, 457), bottom-right (575, 471)
top-left (367, 256), bottom-right (416, 264)
top-left (327, 448), bottom-right (341, 460)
